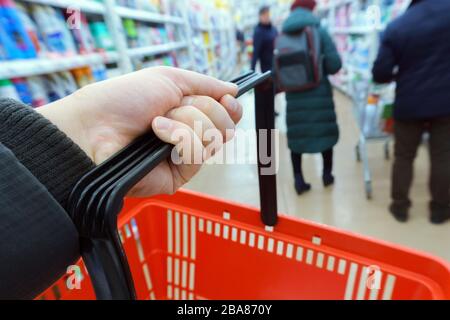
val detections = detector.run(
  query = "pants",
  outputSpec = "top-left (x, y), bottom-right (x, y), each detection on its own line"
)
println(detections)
top-left (291, 149), bottom-right (333, 180)
top-left (392, 117), bottom-right (450, 210)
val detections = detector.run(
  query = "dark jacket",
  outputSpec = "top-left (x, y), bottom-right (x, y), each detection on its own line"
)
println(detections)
top-left (251, 23), bottom-right (278, 72)
top-left (372, 0), bottom-right (450, 120)
top-left (0, 99), bottom-right (95, 299)
top-left (283, 8), bottom-right (342, 154)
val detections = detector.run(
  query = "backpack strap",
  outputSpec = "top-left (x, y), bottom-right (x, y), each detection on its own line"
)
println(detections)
top-left (304, 26), bottom-right (321, 83)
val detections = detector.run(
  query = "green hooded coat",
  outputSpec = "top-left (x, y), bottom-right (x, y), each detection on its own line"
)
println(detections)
top-left (283, 8), bottom-right (342, 154)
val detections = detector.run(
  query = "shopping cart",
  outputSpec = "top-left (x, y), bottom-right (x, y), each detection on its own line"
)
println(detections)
top-left (38, 72), bottom-right (450, 301)
top-left (349, 73), bottom-right (394, 199)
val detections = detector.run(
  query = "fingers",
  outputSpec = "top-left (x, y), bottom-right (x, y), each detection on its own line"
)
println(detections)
top-left (158, 104), bottom-right (226, 161)
top-left (166, 106), bottom-right (221, 146)
top-left (220, 94), bottom-right (243, 124)
top-left (152, 116), bottom-right (205, 165)
top-left (154, 66), bottom-right (238, 100)
top-left (152, 116), bottom-right (205, 186)
top-left (180, 96), bottom-right (237, 142)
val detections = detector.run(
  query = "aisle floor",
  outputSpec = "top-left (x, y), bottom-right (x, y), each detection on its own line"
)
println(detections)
top-left (185, 90), bottom-right (450, 262)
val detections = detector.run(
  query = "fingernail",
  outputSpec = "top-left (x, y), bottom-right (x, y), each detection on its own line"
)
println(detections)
top-left (155, 117), bottom-right (172, 131)
top-left (225, 94), bottom-right (239, 113)
top-left (223, 81), bottom-right (238, 92)
top-left (226, 129), bottom-right (235, 142)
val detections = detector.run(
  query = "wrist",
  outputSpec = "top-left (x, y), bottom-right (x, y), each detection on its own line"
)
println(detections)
top-left (36, 95), bottom-right (94, 161)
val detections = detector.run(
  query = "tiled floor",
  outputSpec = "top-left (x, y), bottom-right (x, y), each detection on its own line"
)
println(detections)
top-left (185, 90), bottom-right (450, 262)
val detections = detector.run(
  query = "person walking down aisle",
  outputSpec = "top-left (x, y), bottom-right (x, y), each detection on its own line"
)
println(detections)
top-left (283, 0), bottom-right (342, 195)
top-left (372, 0), bottom-right (450, 225)
top-left (251, 6), bottom-right (278, 72)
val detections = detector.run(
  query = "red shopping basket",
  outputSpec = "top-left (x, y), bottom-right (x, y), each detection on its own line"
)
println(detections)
top-left (39, 190), bottom-right (450, 300)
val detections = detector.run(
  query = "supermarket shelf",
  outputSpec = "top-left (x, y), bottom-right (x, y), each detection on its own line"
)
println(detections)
top-left (106, 68), bottom-right (123, 79)
top-left (316, 5), bottom-right (331, 12)
top-left (331, 25), bottom-right (384, 35)
top-left (334, 0), bottom-right (354, 7)
top-left (0, 52), bottom-right (118, 79)
top-left (116, 6), bottom-right (184, 25)
top-left (345, 64), bottom-right (372, 78)
top-left (179, 63), bottom-right (193, 70)
top-left (193, 25), bottom-right (210, 32)
top-left (212, 26), bottom-right (233, 32)
top-left (128, 42), bottom-right (188, 58)
top-left (0, 0), bottom-right (239, 87)
top-left (21, 0), bottom-right (105, 14)
top-left (317, 0), bottom-right (353, 12)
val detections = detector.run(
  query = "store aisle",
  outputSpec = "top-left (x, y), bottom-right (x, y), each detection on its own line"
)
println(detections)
top-left (185, 90), bottom-right (450, 262)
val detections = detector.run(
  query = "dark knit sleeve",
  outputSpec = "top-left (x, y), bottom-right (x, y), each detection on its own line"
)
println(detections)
top-left (0, 98), bottom-right (96, 210)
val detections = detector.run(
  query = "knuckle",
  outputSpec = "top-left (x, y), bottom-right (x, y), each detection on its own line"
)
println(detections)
top-left (198, 96), bottom-right (214, 113)
top-left (183, 105), bottom-right (199, 114)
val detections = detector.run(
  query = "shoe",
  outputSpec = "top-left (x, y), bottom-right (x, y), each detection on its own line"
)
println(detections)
top-left (389, 204), bottom-right (409, 223)
top-left (323, 173), bottom-right (335, 187)
top-left (295, 182), bottom-right (311, 195)
top-left (430, 203), bottom-right (450, 225)
top-left (294, 174), bottom-right (311, 195)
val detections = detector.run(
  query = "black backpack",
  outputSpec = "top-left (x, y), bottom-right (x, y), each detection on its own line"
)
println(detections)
top-left (273, 26), bottom-right (323, 92)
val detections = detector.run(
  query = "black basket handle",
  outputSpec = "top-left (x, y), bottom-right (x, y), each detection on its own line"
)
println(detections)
top-left (68, 71), bottom-right (277, 300)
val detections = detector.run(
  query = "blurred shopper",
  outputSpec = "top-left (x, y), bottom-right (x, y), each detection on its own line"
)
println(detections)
top-left (282, 0), bottom-right (342, 194)
top-left (236, 29), bottom-right (246, 64)
top-left (251, 6), bottom-right (278, 72)
top-left (372, 0), bottom-right (450, 224)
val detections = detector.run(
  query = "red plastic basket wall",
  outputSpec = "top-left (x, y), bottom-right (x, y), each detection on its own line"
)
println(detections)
top-left (39, 190), bottom-right (450, 300)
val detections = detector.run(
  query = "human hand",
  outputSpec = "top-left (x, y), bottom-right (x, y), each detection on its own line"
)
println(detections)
top-left (36, 67), bottom-right (243, 196)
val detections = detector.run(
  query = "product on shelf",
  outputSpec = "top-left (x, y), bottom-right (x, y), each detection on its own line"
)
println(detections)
top-left (67, 11), bottom-right (97, 54)
top-left (132, 53), bottom-right (176, 71)
top-left (0, 78), bottom-right (20, 100)
top-left (123, 18), bottom-right (138, 48)
top-left (15, 2), bottom-right (43, 56)
top-left (89, 20), bottom-right (115, 51)
top-left (45, 71), bottom-right (78, 101)
top-left (117, 0), bottom-right (163, 13)
top-left (0, 19), bottom-right (22, 59)
top-left (2, 0), bottom-right (116, 60)
top-left (27, 75), bottom-right (49, 107)
top-left (166, 24), bottom-right (178, 42)
top-left (0, 0), bottom-right (37, 59)
top-left (31, 4), bottom-right (78, 56)
top-left (71, 66), bottom-right (95, 88)
top-left (176, 49), bottom-right (191, 69)
top-left (12, 77), bottom-right (33, 105)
